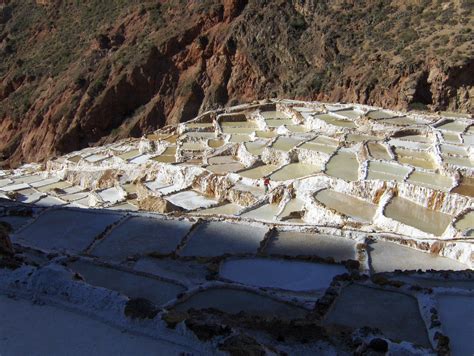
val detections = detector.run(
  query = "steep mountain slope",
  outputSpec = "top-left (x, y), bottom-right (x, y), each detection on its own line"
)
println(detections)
top-left (0, 0), bottom-right (473, 167)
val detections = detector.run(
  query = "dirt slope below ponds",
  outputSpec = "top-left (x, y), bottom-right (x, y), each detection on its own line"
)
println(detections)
top-left (0, 0), bottom-right (473, 167)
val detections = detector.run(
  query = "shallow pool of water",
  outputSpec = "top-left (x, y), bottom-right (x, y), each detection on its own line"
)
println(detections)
top-left (316, 189), bottom-right (377, 223)
top-left (369, 240), bottom-right (467, 272)
top-left (229, 134), bottom-right (251, 143)
top-left (69, 260), bottom-right (185, 306)
top-left (367, 161), bottom-right (410, 182)
top-left (208, 139), bottom-right (224, 148)
top-left (238, 164), bottom-right (278, 179)
top-left (367, 142), bottom-right (391, 160)
top-left (347, 134), bottom-right (380, 142)
top-left (174, 288), bottom-right (307, 319)
top-left (272, 137), bottom-right (304, 151)
top-left (324, 284), bottom-right (430, 347)
top-left (314, 114), bottom-right (356, 128)
top-left (198, 203), bottom-right (242, 216)
top-left (331, 108), bottom-right (362, 120)
top-left (367, 110), bottom-right (396, 120)
top-left (206, 162), bottom-right (244, 174)
top-left (437, 120), bottom-right (469, 132)
top-left (452, 176), bottom-right (474, 197)
top-left (437, 295), bottom-right (474, 356)
top-left (395, 148), bottom-right (437, 170)
top-left (325, 151), bottom-right (359, 181)
top-left (454, 211), bottom-right (473, 233)
top-left (265, 231), bottom-right (356, 262)
top-left (245, 141), bottom-right (268, 155)
top-left (240, 203), bottom-right (280, 221)
top-left (442, 155), bottom-right (474, 168)
top-left (220, 258), bottom-right (346, 291)
top-left (179, 221), bottom-right (267, 257)
top-left (407, 171), bottom-right (453, 191)
top-left (270, 163), bottom-right (321, 181)
top-left (384, 196), bottom-right (452, 235)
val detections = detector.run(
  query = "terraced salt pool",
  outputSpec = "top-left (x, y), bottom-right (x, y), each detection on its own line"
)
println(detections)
top-left (270, 163), bottom-right (321, 181)
top-left (179, 221), bottom-right (267, 257)
top-left (316, 189), bottom-right (377, 223)
top-left (69, 260), bottom-right (185, 306)
top-left (272, 137), bottom-right (304, 151)
top-left (174, 288), bottom-right (307, 320)
top-left (197, 203), bottom-right (242, 216)
top-left (368, 240), bottom-right (468, 272)
top-left (240, 203), bottom-right (280, 221)
top-left (245, 141), bottom-right (268, 155)
top-left (324, 151), bottom-right (359, 181)
top-left (13, 209), bottom-right (123, 253)
top-left (238, 164), bottom-right (278, 179)
top-left (90, 216), bottom-right (192, 261)
top-left (452, 176), bottom-right (474, 197)
top-left (367, 142), bottom-right (391, 160)
top-left (220, 258), bottom-right (346, 291)
top-left (324, 284), bottom-right (430, 347)
top-left (314, 114), bottom-right (356, 128)
top-left (395, 148), bottom-right (437, 170)
top-left (455, 211), bottom-right (473, 234)
top-left (265, 231), bottom-right (356, 262)
top-left (165, 190), bottom-right (217, 210)
top-left (407, 171), bottom-right (453, 191)
top-left (436, 295), bottom-right (474, 356)
top-left (384, 196), bottom-right (452, 235)
top-left (367, 161), bottom-right (411, 182)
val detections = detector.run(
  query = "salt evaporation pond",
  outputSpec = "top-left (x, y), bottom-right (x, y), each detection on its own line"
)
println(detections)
top-left (368, 240), bottom-right (468, 272)
top-left (384, 196), bottom-right (452, 236)
top-left (270, 163), bottom-right (321, 181)
top-left (272, 137), bottom-right (303, 151)
top-left (455, 211), bottom-right (473, 235)
top-left (245, 141), bottom-right (268, 155)
top-left (316, 189), bottom-right (377, 223)
top-left (395, 148), bottom-right (437, 170)
top-left (324, 284), bottom-right (430, 347)
top-left (69, 260), bottom-right (185, 306)
top-left (314, 114), bottom-right (356, 128)
top-left (165, 190), bottom-right (217, 210)
top-left (238, 164), bottom-right (278, 179)
top-left (367, 161), bottom-right (411, 182)
top-left (240, 203), bottom-right (280, 221)
top-left (367, 142), bottom-right (391, 160)
top-left (91, 216), bottom-right (192, 261)
top-left (324, 151), bottom-right (359, 181)
top-left (265, 231), bottom-right (356, 262)
top-left (133, 257), bottom-right (209, 285)
top-left (198, 203), bottom-right (242, 216)
top-left (407, 171), bottom-right (453, 191)
top-left (0, 295), bottom-right (192, 355)
top-left (13, 209), bottom-right (123, 253)
top-left (437, 295), bottom-right (474, 356)
top-left (452, 176), bottom-right (474, 197)
top-left (174, 288), bottom-right (307, 320)
top-left (220, 258), bottom-right (346, 291)
top-left (179, 221), bottom-right (267, 257)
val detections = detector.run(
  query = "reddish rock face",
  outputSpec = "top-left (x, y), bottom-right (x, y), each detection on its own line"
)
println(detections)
top-left (0, 1), bottom-right (472, 167)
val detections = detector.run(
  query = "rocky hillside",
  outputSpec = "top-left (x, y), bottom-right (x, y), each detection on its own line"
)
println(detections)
top-left (0, 0), bottom-right (473, 167)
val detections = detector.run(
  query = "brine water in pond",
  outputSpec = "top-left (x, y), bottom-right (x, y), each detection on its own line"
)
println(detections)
top-left (315, 189), bottom-right (377, 223)
top-left (324, 151), bottom-right (359, 181)
top-left (324, 284), bottom-right (430, 347)
top-left (384, 196), bottom-right (452, 236)
top-left (219, 258), bottom-right (346, 291)
top-left (368, 240), bottom-right (468, 272)
top-left (174, 288), bottom-right (307, 319)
